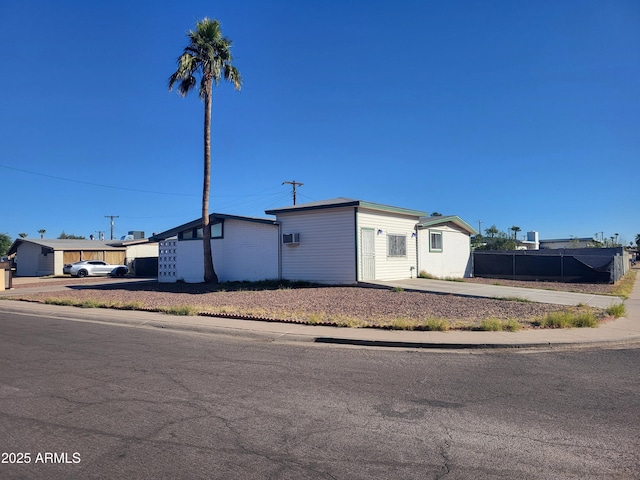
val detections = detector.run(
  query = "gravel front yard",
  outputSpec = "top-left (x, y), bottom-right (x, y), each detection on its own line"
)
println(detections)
top-left (7, 278), bottom-right (607, 330)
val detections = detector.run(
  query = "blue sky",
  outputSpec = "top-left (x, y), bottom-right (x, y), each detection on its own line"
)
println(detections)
top-left (1, 0), bottom-right (638, 245)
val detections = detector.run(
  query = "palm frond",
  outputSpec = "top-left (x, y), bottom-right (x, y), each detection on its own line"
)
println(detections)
top-left (224, 65), bottom-right (242, 91)
top-left (177, 76), bottom-right (197, 97)
top-left (168, 53), bottom-right (198, 94)
top-left (168, 17), bottom-right (241, 97)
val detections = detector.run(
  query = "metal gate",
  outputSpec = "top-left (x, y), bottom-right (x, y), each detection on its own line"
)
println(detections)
top-left (361, 228), bottom-right (375, 280)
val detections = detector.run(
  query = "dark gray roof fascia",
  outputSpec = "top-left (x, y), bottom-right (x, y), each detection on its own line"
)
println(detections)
top-left (150, 212), bottom-right (278, 241)
top-left (266, 197), bottom-right (428, 218)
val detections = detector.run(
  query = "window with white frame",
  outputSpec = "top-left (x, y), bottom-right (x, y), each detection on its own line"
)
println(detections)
top-left (387, 234), bottom-right (407, 257)
top-left (430, 230), bottom-right (443, 252)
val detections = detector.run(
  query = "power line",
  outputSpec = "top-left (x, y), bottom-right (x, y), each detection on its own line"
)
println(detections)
top-left (0, 163), bottom-right (199, 197)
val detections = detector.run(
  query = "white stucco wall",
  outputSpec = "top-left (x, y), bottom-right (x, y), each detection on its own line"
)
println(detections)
top-left (356, 209), bottom-right (419, 281)
top-left (212, 219), bottom-right (279, 282)
top-left (418, 223), bottom-right (472, 278)
top-left (163, 220), bottom-right (278, 283)
top-left (176, 240), bottom-right (205, 283)
top-left (278, 207), bottom-right (356, 284)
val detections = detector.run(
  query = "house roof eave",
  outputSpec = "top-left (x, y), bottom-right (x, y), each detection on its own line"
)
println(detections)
top-left (7, 238), bottom-right (127, 255)
top-left (417, 216), bottom-right (477, 235)
top-left (150, 212), bottom-right (278, 241)
top-left (265, 197), bottom-right (428, 218)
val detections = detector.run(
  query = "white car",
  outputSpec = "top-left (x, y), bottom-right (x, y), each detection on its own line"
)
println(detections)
top-left (64, 260), bottom-right (128, 278)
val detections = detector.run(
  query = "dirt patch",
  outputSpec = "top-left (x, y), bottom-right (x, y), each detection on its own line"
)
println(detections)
top-left (7, 279), bottom-right (599, 330)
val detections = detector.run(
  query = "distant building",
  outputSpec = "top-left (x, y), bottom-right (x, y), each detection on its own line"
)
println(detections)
top-left (539, 237), bottom-right (597, 249)
top-left (7, 238), bottom-right (157, 277)
top-left (518, 231), bottom-right (540, 250)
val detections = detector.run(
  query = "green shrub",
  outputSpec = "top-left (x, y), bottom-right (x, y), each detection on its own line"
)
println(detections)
top-left (494, 296), bottom-right (531, 303)
top-left (541, 310), bottom-right (598, 328)
top-left (605, 303), bottom-right (626, 318)
top-left (306, 313), bottom-right (324, 325)
top-left (422, 317), bottom-right (450, 331)
top-left (78, 299), bottom-right (102, 308)
top-left (44, 298), bottom-right (76, 306)
top-left (118, 301), bottom-right (145, 310)
top-left (478, 318), bottom-right (522, 331)
top-left (331, 315), bottom-right (362, 328)
top-left (160, 305), bottom-right (199, 316)
top-left (479, 318), bottom-right (502, 331)
top-left (500, 319), bottom-right (521, 332)
top-left (389, 317), bottom-right (413, 330)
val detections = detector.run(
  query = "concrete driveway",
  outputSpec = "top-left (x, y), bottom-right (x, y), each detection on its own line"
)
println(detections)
top-left (363, 278), bottom-right (623, 309)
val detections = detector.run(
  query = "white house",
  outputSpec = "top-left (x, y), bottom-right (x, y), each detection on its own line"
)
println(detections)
top-left (417, 216), bottom-right (476, 278)
top-left (265, 198), bottom-right (430, 283)
top-left (154, 198), bottom-right (477, 285)
top-left (152, 213), bottom-right (279, 283)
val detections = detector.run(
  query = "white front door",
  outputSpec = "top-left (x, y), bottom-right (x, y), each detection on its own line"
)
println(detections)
top-left (361, 228), bottom-right (375, 280)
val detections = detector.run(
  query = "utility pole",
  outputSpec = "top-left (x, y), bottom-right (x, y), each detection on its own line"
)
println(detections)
top-left (95, 231), bottom-right (105, 241)
top-left (105, 215), bottom-right (119, 240)
top-left (282, 180), bottom-right (303, 205)
top-left (477, 220), bottom-right (482, 235)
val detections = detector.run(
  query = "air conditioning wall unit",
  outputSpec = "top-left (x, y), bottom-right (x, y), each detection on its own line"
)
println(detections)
top-left (282, 233), bottom-right (300, 245)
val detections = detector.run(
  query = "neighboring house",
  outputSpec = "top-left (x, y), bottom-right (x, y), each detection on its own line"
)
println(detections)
top-left (153, 198), bottom-right (476, 285)
top-left (151, 213), bottom-right (279, 283)
top-left (417, 215), bottom-right (477, 278)
top-left (539, 237), bottom-right (597, 249)
top-left (7, 238), bottom-right (157, 277)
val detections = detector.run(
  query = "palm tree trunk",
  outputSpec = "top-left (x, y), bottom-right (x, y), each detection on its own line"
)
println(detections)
top-left (202, 76), bottom-right (218, 283)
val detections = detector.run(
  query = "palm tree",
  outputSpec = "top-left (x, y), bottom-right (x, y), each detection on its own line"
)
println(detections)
top-left (510, 225), bottom-right (521, 240)
top-left (38, 229), bottom-right (46, 239)
top-left (169, 18), bottom-right (242, 283)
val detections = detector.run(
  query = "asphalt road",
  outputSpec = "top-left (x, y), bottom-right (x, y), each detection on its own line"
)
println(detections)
top-left (1, 308), bottom-right (639, 479)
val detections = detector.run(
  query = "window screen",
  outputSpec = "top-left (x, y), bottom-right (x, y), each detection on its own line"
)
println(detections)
top-left (388, 234), bottom-right (407, 257)
top-left (430, 231), bottom-right (443, 251)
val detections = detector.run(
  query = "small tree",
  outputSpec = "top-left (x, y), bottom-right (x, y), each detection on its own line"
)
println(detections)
top-left (0, 233), bottom-right (11, 256)
top-left (475, 227), bottom-right (517, 251)
top-left (484, 225), bottom-right (499, 238)
top-left (471, 233), bottom-right (484, 250)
